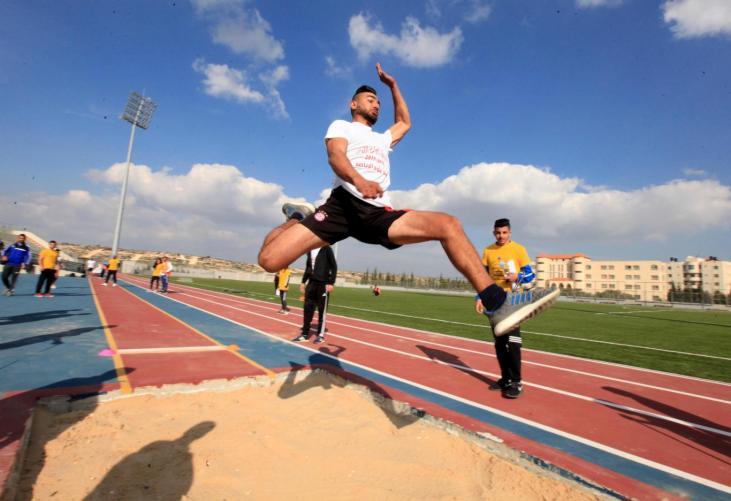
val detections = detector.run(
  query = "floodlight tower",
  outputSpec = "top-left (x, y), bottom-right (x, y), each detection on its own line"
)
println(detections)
top-left (111, 91), bottom-right (157, 257)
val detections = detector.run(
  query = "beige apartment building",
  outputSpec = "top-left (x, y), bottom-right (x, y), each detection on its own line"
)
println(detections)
top-left (534, 254), bottom-right (731, 302)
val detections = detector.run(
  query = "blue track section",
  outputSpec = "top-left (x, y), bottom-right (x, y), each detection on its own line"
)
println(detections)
top-left (120, 280), bottom-right (726, 500)
top-left (0, 277), bottom-right (117, 394)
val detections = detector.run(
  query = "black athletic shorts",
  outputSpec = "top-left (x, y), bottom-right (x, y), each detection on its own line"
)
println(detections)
top-left (300, 186), bottom-right (409, 250)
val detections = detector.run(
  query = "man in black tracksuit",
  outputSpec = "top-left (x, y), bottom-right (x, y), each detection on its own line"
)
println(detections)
top-left (295, 245), bottom-right (337, 343)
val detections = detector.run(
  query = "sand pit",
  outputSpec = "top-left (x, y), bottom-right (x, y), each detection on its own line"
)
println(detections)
top-left (15, 372), bottom-right (605, 500)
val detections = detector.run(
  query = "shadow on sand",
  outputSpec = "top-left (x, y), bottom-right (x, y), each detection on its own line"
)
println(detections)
top-left (277, 344), bottom-right (422, 429)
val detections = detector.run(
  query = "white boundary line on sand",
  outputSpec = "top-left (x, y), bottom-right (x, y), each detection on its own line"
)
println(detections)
top-left (154, 279), bottom-right (731, 388)
top-left (120, 277), bottom-right (731, 496)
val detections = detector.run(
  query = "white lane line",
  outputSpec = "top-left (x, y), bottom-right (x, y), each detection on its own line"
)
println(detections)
top-left (153, 279), bottom-right (731, 389)
top-left (207, 284), bottom-right (731, 361)
top-left (161, 284), bottom-right (731, 405)
top-left (120, 278), bottom-right (731, 495)
top-left (117, 345), bottom-right (234, 355)
top-left (162, 286), bottom-right (731, 438)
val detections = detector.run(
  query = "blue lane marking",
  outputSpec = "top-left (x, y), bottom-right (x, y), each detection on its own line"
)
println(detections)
top-left (0, 277), bottom-right (117, 393)
top-left (121, 281), bottom-right (728, 500)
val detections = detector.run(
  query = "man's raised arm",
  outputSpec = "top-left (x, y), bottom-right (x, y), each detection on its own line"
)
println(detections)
top-left (377, 63), bottom-right (411, 147)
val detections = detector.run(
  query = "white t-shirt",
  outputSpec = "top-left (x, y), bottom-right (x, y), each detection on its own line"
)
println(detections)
top-left (325, 120), bottom-right (393, 207)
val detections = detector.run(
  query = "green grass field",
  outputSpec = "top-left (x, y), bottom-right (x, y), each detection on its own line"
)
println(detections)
top-left (169, 277), bottom-right (731, 383)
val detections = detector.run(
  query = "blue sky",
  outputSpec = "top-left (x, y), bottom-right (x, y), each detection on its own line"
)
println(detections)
top-left (1, 0), bottom-right (730, 275)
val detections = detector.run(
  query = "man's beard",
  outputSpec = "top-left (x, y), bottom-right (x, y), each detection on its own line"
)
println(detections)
top-left (356, 108), bottom-right (378, 126)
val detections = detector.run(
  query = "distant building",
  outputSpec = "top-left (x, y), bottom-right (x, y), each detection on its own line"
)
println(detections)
top-left (535, 254), bottom-right (731, 302)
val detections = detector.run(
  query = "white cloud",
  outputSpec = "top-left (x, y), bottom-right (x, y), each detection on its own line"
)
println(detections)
top-left (193, 59), bottom-right (265, 103)
top-left (324, 56), bottom-right (351, 78)
top-left (3, 161), bottom-right (730, 276)
top-left (389, 162), bottom-right (731, 241)
top-left (576, 0), bottom-right (623, 7)
top-left (464, 1), bottom-right (492, 23)
top-left (348, 13), bottom-right (463, 68)
top-left (192, 0), bottom-right (284, 62)
top-left (682, 167), bottom-right (707, 177)
top-left (662, 0), bottom-right (731, 38)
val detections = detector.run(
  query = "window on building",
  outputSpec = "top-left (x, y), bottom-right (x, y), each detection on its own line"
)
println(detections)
top-left (625, 265), bottom-right (632, 270)
top-left (601, 274), bottom-right (607, 279)
top-left (609, 275), bottom-right (615, 279)
top-left (634, 285), bottom-right (641, 290)
top-left (608, 265), bottom-right (615, 270)
top-left (651, 265), bottom-right (658, 270)
top-left (651, 275), bottom-right (659, 280)
top-left (609, 284), bottom-right (616, 289)
top-left (625, 285), bottom-right (633, 290)
top-left (586, 265), bottom-right (592, 270)
top-left (586, 284), bottom-right (592, 288)
top-left (625, 275), bottom-right (632, 280)
top-left (601, 265), bottom-right (607, 270)
top-left (602, 284), bottom-right (608, 289)
top-left (632, 265), bottom-right (640, 270)
top-left (634, 275), bottom-right (641, 280)
top-left (652, 285), bottom-right (659, 290)
top-left (586, 274), bottom-right (592, 279)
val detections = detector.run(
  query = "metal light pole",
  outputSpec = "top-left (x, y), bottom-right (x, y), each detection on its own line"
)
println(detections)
top-left (111, 91), bottom-right (156, 256)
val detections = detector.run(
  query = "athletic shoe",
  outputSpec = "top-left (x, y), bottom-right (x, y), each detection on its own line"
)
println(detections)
top-left (112, 283), bottom-right (117, 287)
top-left (277, 309), bottom-right (287, 315)
top-left (488, 288), bottom-right (560, 337)
top-left (503, 382), bottom-right (523, 399)
top-left (8, 289), bottom-right (14, 296)
top-left (102, 283), bottom-right (108, 287)
top-left (51, 284), bottom-right (57, 289)
top-left (314, 336), bottom-right (325, 344)
top-left (489, 378), bottom-right (508, 391)
top-left (2, 289), bottom-right (10, 296)
top-left (282, 201), bottom-right (315, 221)
top-left (45, 294), bottom-right (54, 298)
top-left (34, 293), bottom-right (44, 298)
top-left (293, 334), bottom-right (309, 342)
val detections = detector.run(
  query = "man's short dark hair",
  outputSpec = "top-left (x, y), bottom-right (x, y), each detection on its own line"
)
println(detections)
top-left (494, 218), bottom-right (511, 229)
top-left (18, 233), bottom-right (26, 237)
top-left (49, 240), bottom-right (57, 244)
top-left (352, 85), bottom-right (377, 99)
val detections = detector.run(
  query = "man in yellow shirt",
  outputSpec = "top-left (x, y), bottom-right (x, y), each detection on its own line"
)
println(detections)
top-left (35, 240), bottom-right (58, 298)
top-left (476, 219), bottom-right (535, 399)
top-left (276, 267), bottom-right (292, 314)
top-left (103, 255), bottom-right (121, 287)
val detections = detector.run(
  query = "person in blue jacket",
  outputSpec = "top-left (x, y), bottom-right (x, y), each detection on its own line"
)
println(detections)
top-left (2, 233), bottom-right (32, 296)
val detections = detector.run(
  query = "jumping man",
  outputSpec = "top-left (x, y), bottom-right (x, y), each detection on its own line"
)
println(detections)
top-left (257, 64), bottom-right (558, 335)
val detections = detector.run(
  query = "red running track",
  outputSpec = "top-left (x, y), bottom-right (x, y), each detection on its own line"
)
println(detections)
top-left (122, 276), bottom-right (731, 500)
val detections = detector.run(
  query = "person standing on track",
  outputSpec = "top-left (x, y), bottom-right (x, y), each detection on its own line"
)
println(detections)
top-left (35, 240), bottom-right (58, 298)
top-left (150, 257), bottom-right (163, 291)
top-left (160, 256), bottom-right (173, 293)
top-left (2, 233), bottom-right (31, 296)
top-left (257, 63), bottom-right (558, 338)
top-left (103, 255), bottom-right (120, 287)
top-left (294, 245), bottom-right (337, 344)
top-left (276, 267), bottom-right (293, 314)
top-left (476, 218), bottom-right (535, 399)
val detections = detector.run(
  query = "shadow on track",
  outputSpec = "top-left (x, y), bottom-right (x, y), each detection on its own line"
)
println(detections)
top-left (416, 345), bottom-right (497, 387)
top-left (603, 386), bottom-right (731, 466)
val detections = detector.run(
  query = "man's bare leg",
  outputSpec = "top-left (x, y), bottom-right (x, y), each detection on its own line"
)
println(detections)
top-left (258, 221), bottom-right (329, 273)
top-left (388, 210), bottom-right (495, 292)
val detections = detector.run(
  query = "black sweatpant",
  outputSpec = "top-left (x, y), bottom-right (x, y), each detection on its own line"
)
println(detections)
top-left (301, 281), bottom-right (328, 336)
top-left (150, 276), bottom-right (160, 289)
top-left (105, 270), bottom-right (118, 284)
top-left (280, 290), bottom-right (288, 310)
top-left (36, 269), bottom-right (56, 294)
top-left (2, 265), bottom-right (21, 290)
top-left (490, 319), bottom-right (522, 383)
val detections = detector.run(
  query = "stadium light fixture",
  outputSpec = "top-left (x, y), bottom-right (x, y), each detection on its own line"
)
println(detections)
top-left (111, 91), bottom-right (157, 257)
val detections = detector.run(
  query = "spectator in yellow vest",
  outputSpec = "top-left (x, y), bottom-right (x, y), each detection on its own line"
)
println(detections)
top-left (35, 240), bottom-right (58, 297)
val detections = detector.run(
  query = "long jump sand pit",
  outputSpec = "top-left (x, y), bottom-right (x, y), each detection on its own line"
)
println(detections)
top-left (15, 371), bottom-right (605, 500)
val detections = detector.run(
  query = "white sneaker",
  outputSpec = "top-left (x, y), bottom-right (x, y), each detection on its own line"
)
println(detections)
top-left (488, 288), bottom-right (560, 336)
top-left (112, 283), bottom-right (117, 287)
top-left (282, 201), bottom-right (315, 221)
top-left (102, 283), bottom-right (108, 287)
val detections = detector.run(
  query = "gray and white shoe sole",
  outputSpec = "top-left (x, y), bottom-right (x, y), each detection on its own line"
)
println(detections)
top-left (493, 288), bottom-right (560, 337)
